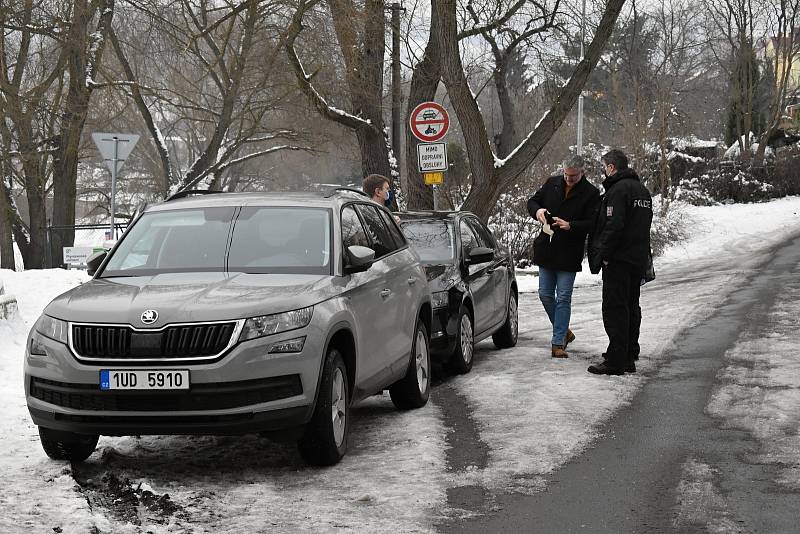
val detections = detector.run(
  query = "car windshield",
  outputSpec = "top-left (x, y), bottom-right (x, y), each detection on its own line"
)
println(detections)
top-left (228, 207), bottom-right (331, 274)
top-left (399, 219), bottom-right (454, 263)
top-left (101, 206), bottom-right (331, 277)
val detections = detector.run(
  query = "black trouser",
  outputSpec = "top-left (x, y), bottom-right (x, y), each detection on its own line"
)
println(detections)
top-left (601, 260), bottom-right (641, 367)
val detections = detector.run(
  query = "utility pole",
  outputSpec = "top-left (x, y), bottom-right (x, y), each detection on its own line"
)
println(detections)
top-left (577, 0), bottom-right (586, 155)
top-left (391, 2), bottom-right (403, 194)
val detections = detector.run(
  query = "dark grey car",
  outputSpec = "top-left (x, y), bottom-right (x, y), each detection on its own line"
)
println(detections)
top-left (25, 189), bottom-right (432, 466)
top-left (397, 211), bottom-right (518, 374)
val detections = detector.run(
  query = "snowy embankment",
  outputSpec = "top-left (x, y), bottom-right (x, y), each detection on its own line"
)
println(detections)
top-left (1, 197), bottom-right (799, 533)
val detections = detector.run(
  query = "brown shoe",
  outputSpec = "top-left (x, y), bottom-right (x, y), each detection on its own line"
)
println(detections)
top-left (552, 345), bottom-right (569, 358)
top-left (564, 329), bottom-right (576, 348)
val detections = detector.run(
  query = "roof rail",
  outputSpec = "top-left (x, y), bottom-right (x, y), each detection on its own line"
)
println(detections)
top-left (322, 186), bottom-right (369, 198)
top-left (164, 189), bottom-right (223, 202)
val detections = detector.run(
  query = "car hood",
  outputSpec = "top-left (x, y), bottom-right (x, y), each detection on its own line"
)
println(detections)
top-left (423, 263), bottom-right (462, 292)
top-left (44, 272), bottom-right (344, 326)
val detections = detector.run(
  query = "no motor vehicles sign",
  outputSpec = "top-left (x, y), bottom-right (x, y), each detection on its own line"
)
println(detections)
top-left (409, 102), bottom-right (449, 143)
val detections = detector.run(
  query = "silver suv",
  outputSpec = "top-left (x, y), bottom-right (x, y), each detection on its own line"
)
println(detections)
top-left (25, 189), bottom-right (432, 466)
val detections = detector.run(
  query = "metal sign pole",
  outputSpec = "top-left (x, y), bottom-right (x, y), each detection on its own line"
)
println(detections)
top-left (576, 0), bottom-right (586, 155)
top-left (92, 132), bottom-right (139, 240)
top-left (111, 137), bottom-right (118, 238)
top-left (432, 185), bottom-right (438, 211)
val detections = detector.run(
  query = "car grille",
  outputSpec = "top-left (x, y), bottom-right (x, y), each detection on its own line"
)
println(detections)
top-left (72, 322), bottom-right (237, 360)
top-left (30, 375), bottom-right (303, 411)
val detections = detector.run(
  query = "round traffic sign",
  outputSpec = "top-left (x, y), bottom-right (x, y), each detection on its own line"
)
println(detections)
top-left (409, 102), bottom-right (450, 143)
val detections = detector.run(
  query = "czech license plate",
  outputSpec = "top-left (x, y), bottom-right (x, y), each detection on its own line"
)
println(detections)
top-left (100, 369), bottom-right (190, 390)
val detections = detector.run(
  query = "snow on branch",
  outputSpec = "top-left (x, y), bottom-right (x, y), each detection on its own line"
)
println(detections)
top-left (216, 145), bottom-right (312, 172)
top-left (284, 1), bottom-right (374, 131)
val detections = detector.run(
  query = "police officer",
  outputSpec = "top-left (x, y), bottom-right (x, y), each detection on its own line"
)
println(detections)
top-left (588, 149), bottom-right (653, 375)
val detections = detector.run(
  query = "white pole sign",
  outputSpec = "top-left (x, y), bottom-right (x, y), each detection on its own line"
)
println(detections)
top-left (91, 133), bottom-right (139, 239)
top-left (416, 142), bottom-right (448, 172)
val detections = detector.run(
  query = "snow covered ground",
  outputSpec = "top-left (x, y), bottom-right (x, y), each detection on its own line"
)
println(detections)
top-left (1, 197), bottom-right (800, 533)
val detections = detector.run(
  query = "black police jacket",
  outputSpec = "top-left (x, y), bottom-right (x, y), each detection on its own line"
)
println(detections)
top-left (527, 174), bottom-right (600, 272)
top-left (588, 168), bottom-right (653, 275)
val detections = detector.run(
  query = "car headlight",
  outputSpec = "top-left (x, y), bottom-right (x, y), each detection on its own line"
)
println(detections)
top-left (34, 314), bottom-right (69, 344)
top-left (239, 306), bottom-right (314, 341)
top-left (29, 315), bottom-right (69, 356)
top-left (431, 291), bottom-right (449, 309)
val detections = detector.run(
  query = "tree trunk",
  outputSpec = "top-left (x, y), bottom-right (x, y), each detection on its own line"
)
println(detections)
top-left (435, 0), bottom-right (627, 222)
top-left (404, 0), bottom-right (442, 211)
top-left (436, 0), bottom-right (496, 220)
top-left (51, 0), bottom-right (114, 265)
top-left (492, 52), bottom-right (517, 158)
top-left (0, 181), bottom-right (14, 269)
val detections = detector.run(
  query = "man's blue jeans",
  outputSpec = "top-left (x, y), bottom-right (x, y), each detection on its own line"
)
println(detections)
top-left (538, 267), bottom-right (576, 346)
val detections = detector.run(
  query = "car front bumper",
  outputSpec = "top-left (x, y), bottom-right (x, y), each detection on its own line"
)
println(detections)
top-left (24, 321), bottom-right (327, 436)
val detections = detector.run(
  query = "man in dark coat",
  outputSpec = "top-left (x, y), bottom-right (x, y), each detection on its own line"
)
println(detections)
top-left (527, 155), bottom-right (600, 358)
top-left (587, 149), bottom-right (653, 375)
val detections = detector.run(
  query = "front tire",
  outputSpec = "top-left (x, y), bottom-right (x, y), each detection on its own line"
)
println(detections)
top-left (492, 292), bottom-right (518, 349)
top-left (39, 427), bottom-right (98, 462)
top-left (298, 348), bottom-right (349, 466)
top-left (389, 319), bottom-right (431, 410)
top-left (449, 305), bottom-right (474, 374)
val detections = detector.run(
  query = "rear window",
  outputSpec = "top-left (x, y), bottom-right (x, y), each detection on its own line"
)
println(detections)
top-left (399, 219), bottom-right (454, 263)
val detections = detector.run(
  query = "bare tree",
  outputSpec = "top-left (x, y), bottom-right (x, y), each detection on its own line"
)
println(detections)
top-left (0, 0), bottom-right (114, 268)
top-left (649, 0), bottom-right (706, 215)
top-left (753, 0), bottom-right (800, 165)
top-left (285, 0), bottom-right (395, 188)
top-left (434, 0), bottom-right (627, 221)
top-left (100, 0), bottom-right (309, 197)
top-left (707, 0), bottom-right (761, 157)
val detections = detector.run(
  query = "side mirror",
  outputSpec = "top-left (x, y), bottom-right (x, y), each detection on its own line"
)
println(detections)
top-left (464, 246), bottom-right (494, 265)
top-left (86, 251), bottom-right (107, 276)
top-left (345, 245), bottom-right (376, 274)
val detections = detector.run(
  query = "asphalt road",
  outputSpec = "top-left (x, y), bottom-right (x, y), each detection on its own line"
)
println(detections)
top-left (439, 234), bottom-right (800, 533)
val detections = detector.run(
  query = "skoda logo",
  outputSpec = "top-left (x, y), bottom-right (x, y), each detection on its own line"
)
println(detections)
top-left (140, 309), bottom-right (158, 325)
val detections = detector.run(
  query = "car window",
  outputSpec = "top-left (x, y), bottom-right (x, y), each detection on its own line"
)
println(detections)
top-left (459, 219), bottom-right (479, 253)
top-left (228, 207), bottom-right (331, 274)
top-left (399, 219), bottom-right (454, 263)
top-left (355, 204), bottom-right (398, 258)
top-left (102, 208), bottom-right (234, 275)
top-left (467, 218), bottom-right (495, 249)
top-left (379, 209), bottom-right (406, 249)
top-left (341, 205), bottom-right (371, 251)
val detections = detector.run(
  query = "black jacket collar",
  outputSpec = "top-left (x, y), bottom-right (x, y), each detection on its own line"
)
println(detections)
top-left (602, 168), bottom-right (640, 191)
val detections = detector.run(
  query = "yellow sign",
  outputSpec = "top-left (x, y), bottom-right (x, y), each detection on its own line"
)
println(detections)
top-left (424, 172), bottom-right (444, 185)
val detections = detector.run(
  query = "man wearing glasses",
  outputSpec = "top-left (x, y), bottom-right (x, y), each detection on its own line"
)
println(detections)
top-left (527, 155), bottom-right (600, 358)
top-left (587, 149), bottom-right (653, 375)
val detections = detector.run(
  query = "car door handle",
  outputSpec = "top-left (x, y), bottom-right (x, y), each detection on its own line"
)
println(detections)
top-left (407, 277), bottom-right (417, 285)
top-left (380, 289), bottom-right (392, 298)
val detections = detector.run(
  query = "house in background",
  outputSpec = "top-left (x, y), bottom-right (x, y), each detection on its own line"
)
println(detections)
top-left (765, 28), bottom-right (800, 107)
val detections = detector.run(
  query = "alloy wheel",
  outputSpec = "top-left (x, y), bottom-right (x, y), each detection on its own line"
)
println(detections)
top-left (509, 296), bottom-right (518, 342)
top-left (460, 314), bottom-right (474, 365)
top-left (331, 368), bottom-right (347, 446)
top-left (415, 329), bottom-right (429, 393)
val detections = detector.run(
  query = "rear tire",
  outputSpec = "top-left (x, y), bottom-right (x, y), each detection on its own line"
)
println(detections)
top-left (389, 319), bottom-right (431, 410)
top-left (492, 292), bottom-right (518, 349)
top-left (38, 427), bottom-right (98, 462)
top-left (298, 349), bottom-right (349, 466)
top-left (449, 305), bottom-right (474, 374)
